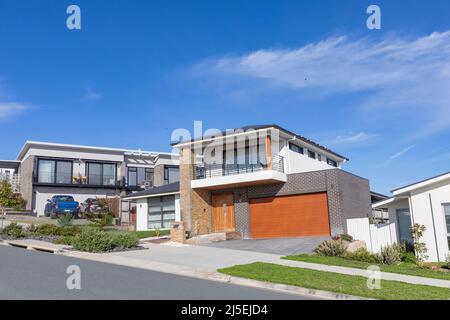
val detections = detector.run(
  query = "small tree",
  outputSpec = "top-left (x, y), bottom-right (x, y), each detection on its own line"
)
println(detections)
top-left (410, 223), bottom-right (428, 263)
top-left (0, 180), bottom-right (19, 209)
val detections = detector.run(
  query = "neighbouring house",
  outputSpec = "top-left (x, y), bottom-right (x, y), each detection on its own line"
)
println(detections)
top-left (5, 141), bottom-right (178, 221)
top-left (122, 182), bottom-right (180, 231)
top-left (167, 124), bottom-right (372, 240)
top-left (0, 160), bottom-right (21, 193)
top-left (373, 172), bottom-right (450, 262)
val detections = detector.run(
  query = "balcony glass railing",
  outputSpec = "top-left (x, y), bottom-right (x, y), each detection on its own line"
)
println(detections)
top-left (35, 172), bottom-right (121, 187)
top-left (195, 155), bottom-right (284, 179)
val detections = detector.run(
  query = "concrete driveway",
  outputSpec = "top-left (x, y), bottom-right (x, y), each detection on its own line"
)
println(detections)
top-left (201, 236), bottom-right (330, 255)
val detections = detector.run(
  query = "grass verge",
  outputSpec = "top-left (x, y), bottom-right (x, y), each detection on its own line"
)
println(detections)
top-left (218, 262), bottom-right (450, 300)
top-left (283, 254), bottom-right (450, 281)
top-left (105, 229), bottom-right (170, 239)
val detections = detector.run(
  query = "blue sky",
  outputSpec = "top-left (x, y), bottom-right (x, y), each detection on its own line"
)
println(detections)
top-left (1, 0), bottom-right (450, 194)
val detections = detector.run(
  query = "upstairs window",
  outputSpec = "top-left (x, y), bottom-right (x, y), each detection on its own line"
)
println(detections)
top-left (327, 158), bottom-right (338, 167)
top-left (37, 159), bottom-right (72, 184)
top-left (289, 143), bottom-right (304, 155)
top-left (164, 166), bottom-right (179, 185)
top-left (87, 162), bottom-right (117, 186)
top-left (307, 150), bottom-right (316, 159)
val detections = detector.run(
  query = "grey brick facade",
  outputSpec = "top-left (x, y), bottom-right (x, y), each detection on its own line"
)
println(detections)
top-left (208, 169), bottom-right (371, 239)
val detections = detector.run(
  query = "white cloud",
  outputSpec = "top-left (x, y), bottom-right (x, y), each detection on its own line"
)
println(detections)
top-left (83, 87), bottom-right (102, 100)
top-left (389, 145), bottom-right (415, 161)
top-left (331, 132), bottom-right (379, 146)
top-left (195, 31), bottom-right (450, 137)
top-left (0, 102), bottom-right (28, 120)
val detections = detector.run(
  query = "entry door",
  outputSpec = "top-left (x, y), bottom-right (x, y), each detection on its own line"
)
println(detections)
top-left (212, 193), bottom-right (235, 232)
top-left (397, 209), bottom-right (413, 244)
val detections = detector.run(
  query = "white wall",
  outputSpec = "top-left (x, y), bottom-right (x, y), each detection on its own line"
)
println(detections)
top-left (347, 218), bottom-right (396, 253)
top-left (409, 181), bottom-right (450, 262)
top-left (286, 148), bottom-right (337, 174)
top-left (23, 146), bottom-right (125, 163)
top-left (135, 194), bottom-right (180, 231)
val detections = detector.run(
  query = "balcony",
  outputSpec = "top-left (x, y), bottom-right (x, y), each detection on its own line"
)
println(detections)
top-left (33, 173), bottom-right (124, 189)
top-left (192, 155), bottom-right (287, 190)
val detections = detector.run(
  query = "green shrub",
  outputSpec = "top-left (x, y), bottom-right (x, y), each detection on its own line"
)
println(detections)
top-left (380, 244), bottom-right (402, 265)
top-left (71, 228), bottom-right (114, 252)
top-left (345, 248), bottom-right (383, 264)
top-left (53, 236), bottom-right (75, 245)
top-left (111, 233), bottom-right (139, 249)
top-left (33, 224), bottom-right (60, 236)
top-left (401, 251), bottom-right (417, 264)
top-left (444, 254), bottom-right (450, 269)
top-left (57, 226), bottom-right (81, 237)
top-left (1, 222), bottom-right (26, 238)
top-left (314, 239), bottom-right (347, 257)
top-left (57, 213), bottom-right (73, 227)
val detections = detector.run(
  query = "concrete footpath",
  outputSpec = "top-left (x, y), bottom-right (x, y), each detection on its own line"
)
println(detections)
top-left (2, 239), bottom-right (450, 296)
top-left (61, 241), bottom-right (450, 289)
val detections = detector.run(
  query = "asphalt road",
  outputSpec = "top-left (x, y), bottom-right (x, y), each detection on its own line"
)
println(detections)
top-left (0, 245), bottom-right (316, 300)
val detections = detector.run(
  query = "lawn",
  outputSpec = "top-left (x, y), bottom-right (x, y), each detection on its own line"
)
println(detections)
top-left (283, 254), bottom-right (450, 281)
top-left (218, 262), bottom-right (450, 300)
top-left (104, 229), bottom-right (170, 239)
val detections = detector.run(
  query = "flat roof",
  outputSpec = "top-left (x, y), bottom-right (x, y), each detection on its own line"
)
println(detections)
top-left (392, 171), bottom-right (450, 195)
top-left (16, 141), bottom-right (177, 161)
top-left (171, 124), bottom-right (349, 161)
top-left (122, 182), bottom-right (180, 200)
top-left (0, 160), bottom-right (21, 169)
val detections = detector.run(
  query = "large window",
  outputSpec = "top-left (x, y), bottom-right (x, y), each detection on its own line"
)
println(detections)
top-left (289, 143), bottom-right (304, 155)
top-left (327, 158), bottom-right (338, 167)
top-left (127, 167), bottom-right (154, 187)
top-left (164, 166), bottom-right (179, 185)
top-left (148, 195), bottom-right (176, 229)
top-left (87, 162), bottom-right (116, 186)
top-left (37, 159), bottom-right (72, 184)
top-left (444, 204), bottom-right (450, 248)
top-left (397, 208), bottom-right (413, 244)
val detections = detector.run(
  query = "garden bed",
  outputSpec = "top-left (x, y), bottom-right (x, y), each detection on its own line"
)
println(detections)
top-left (0, 222), bottom-right (143, 253)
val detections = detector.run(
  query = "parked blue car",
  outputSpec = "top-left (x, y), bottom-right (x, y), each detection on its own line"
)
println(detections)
top-left (44, 195), bottom-right (80, 219)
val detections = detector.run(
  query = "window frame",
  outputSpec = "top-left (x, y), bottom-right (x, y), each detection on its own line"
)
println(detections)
top-left (327, 158), bottom-right (338, 167)
top-left (163, 165), bottom-right (179, 185)
top-left (147, 195), bottom-right (176, 229)
top-left (36, 158), bottom-right (73, 184)
top-left (289, 142), bottom-right (304, 155)
top-left (307, 150), bottom-right (316, 159)
top-left (86, 161), bottom-right (117, 186)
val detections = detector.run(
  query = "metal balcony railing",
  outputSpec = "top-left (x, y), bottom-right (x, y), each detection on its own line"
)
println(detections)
top-left (196, 155), bottom-right (284, 179)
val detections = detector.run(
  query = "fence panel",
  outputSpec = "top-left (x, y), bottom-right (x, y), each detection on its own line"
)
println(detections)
top-left (347, 218), bottom-right (396, 253)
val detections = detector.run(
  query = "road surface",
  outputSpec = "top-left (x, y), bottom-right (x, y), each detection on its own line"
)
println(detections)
top-left (0, 245), bottom-right (316, 300)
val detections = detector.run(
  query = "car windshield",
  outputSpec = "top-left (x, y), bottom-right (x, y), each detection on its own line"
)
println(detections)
top-left (53, 196), bottom-right (75, 202)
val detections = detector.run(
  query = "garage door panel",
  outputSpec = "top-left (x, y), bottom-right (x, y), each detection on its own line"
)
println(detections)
top-left (249, 193), bottom-right (330, 239)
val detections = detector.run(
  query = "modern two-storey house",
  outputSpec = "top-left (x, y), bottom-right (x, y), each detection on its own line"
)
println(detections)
top-left (11, 141), bottom-right (178, 219)
top-left (166, 124), bottom-right (372, 239)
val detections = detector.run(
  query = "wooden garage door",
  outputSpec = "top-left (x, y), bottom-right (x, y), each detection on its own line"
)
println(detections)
top-left (249, 193), bottom-right (330, 239)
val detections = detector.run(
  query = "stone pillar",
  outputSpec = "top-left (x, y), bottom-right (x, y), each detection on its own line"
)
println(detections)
top-left (179, 147), bottom-right (212, 236)
top-left (170, 221), bottom-right (186, 243)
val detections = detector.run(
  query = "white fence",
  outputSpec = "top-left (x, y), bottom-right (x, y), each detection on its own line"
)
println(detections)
top-left (347, 218), bottom-right (396, 253)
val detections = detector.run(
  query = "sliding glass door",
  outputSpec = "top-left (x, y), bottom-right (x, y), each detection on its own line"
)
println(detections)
top-left (397, 208), bottom-right (413, 244)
